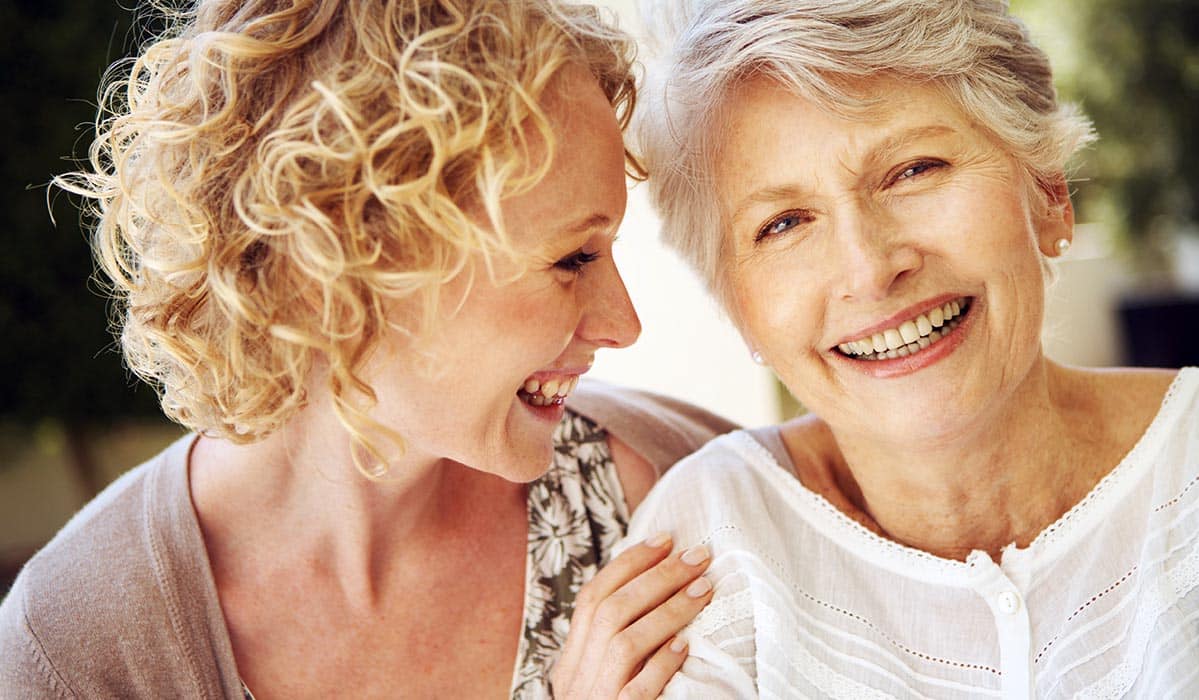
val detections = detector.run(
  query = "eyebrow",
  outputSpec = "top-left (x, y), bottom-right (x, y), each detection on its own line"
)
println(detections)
top-left (865, 124), bottom-right (957, 168)
top-left (728, 124), bottom-right (959, 228)
top-left (560, 213), bottom-right (614, 237)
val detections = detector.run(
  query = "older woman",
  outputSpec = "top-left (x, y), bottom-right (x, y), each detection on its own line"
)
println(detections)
top-left (625, 0), bottom-right (1197, 697)
top-left (0, 1), bottom-right (737, 698)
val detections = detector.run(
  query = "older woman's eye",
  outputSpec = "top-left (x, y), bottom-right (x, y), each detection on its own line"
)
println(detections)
top-left (755, 210), bottom-right (811, 242)
top-left (554, 250), bottom-right (600, 273)
top-left (892, 160), bottom-right (946, 184)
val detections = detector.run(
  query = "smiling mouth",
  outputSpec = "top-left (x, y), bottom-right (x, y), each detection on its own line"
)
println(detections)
top-left (517, 375), bottom-right (580, 407)
top-left (836, 297), bottom-right (972, 361)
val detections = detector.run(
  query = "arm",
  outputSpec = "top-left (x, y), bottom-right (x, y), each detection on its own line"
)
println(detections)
top-left (0, 583), bottom-right (74, 699)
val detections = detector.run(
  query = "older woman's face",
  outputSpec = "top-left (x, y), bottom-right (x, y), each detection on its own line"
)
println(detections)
top-left (359, 67), bottom-right (639, 480)
top-left (718, 76), bottom-right (1072, 444)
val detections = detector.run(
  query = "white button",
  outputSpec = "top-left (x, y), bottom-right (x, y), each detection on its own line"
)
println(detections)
top-left (997, 590), bottom-right (1021, 615)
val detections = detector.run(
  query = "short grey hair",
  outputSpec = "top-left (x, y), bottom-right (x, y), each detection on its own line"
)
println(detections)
top-left (637, 0), bottom-right (1096, 307)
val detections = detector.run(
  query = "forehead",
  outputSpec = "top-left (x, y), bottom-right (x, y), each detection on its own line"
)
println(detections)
top-left (471, 66), bottom-right (626, 253)
top-left (713, 74), bottom-right (978, 206)
top-left (725, 75), bottom-right (972, 151)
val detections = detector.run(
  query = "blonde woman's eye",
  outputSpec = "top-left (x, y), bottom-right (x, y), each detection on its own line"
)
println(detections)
top-left (755, 210), bottom-right (811, 242)
top-left (554, 250), bottom-right (600, 273)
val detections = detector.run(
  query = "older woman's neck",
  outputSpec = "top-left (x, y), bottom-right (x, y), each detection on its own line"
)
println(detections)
top-left (820, 360), bottom-right (1111, 561)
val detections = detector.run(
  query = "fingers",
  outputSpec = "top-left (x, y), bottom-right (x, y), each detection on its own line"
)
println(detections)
top-left (564, 533), bottom-right (675, 657)
top-left (555, 533), bottom-right (678, 691)
top-left (604, 571), bottom-right (713, 674)
top-left (555, 534), bottom-right (714, 699)
top-left (579, 533), bottom-right (676, 611)
top-left (591, 544), bottom-right (711, 638)
top-left (582, 546), bottom-right (713, 696)
top-left (618, 637), bottom-right (689, 700)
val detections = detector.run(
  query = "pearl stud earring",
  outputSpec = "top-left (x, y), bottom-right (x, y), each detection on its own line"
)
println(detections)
top-left (751, 350), bottom-right (765, 365)
top-left (1054, 238), bottom-right (1071, 256)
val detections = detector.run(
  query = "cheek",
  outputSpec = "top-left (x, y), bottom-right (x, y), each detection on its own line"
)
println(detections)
top-left (731, 253), bottom-right (821, 348)
top-left (909, 178), bottom-right (1040, 268)
top-left (468, 281), bottom-right (579, 359)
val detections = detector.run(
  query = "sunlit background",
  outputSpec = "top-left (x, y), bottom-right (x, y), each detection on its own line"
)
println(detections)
top-left (2, 0), bottom-right (1196, 592)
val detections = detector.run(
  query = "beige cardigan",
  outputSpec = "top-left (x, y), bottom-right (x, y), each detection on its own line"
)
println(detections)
top-left (0, 382), bottom-right (736, 698)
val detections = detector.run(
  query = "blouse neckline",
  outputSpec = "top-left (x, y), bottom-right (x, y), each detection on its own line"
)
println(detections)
top-left (734, 368), bottom-right (1195, 586)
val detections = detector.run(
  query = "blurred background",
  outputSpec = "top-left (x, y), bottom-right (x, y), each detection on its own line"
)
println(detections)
top-left (1, 0), bottom-right (1196, 593)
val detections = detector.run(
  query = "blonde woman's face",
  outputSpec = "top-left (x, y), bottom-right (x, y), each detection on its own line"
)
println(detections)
top-left (364, 66), bottom-right (639, 480)
top-left (717, 76), bottom-right (1072, 446)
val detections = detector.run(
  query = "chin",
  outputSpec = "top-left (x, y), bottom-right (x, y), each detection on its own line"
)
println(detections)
top-left (494, 441), bottom-right (557, 484)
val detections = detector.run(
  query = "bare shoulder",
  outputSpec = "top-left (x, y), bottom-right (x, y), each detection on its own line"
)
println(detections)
top-left (608, 433), bottom-right (658, 512)
top-left (1081, 366), bottom-right (1178, 414)
top-left (778, 413), bottom-right (840, 470)
top-left (1065, 366), bottom-right (1180, 449)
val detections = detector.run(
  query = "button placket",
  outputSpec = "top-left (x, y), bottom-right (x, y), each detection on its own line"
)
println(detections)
top-left (969, 552), bottom-right (1033, 700)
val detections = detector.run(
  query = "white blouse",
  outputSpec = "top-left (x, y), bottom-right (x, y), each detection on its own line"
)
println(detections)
top-left (623, 368), bottom-right (1199, 699)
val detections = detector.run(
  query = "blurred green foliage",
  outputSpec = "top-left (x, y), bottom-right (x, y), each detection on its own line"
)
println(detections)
top-left (1015, 0), bottom-right (1199, 262)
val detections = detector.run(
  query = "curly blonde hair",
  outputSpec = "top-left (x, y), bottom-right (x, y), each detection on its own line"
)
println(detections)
top-left (58, 0), bottom-right (639, 466)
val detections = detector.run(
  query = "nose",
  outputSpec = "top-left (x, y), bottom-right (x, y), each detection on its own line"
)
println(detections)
top-left (578, 256), bottom-right (641, 348)
top-left (833, 207), bottom-right (922, 301)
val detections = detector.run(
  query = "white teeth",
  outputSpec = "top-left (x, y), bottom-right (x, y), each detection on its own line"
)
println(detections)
top-left (520, 375), bottom-right (579, 406)
top-left (837, 298), bottom-right (969, 361)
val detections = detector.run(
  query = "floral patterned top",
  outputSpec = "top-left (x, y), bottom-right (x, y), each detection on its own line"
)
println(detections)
top-left (510, 409), bottom-right (630, 699)
top-left (241, 409), bottom-right (628, 700)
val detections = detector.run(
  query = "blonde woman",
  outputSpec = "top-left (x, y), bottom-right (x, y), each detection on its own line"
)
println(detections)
top-left (0, 1), bottom-right (734, 697)
top-left (625, 0), bottom-right (1196, 696)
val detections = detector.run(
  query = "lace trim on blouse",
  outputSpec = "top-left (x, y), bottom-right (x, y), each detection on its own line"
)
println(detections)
top-left (731, 368), bottom-right (1194, 584)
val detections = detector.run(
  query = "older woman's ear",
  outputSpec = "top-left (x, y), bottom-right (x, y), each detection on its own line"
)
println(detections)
top-left (1037, 174), bottom-right (1076, 257)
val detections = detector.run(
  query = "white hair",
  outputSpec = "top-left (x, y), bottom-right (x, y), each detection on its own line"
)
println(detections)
top-left (637, 0), bottom-right (1096, 307)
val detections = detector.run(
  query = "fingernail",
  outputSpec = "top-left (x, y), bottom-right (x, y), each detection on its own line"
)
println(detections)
top-left (680, 545), bottom-right (709, 566)
top-left (669, 636), bottom-right (688, 653)
top-left (686, 577), bottom-right (712, 597)
top-left (644, 531), bottom-right (672, 549)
